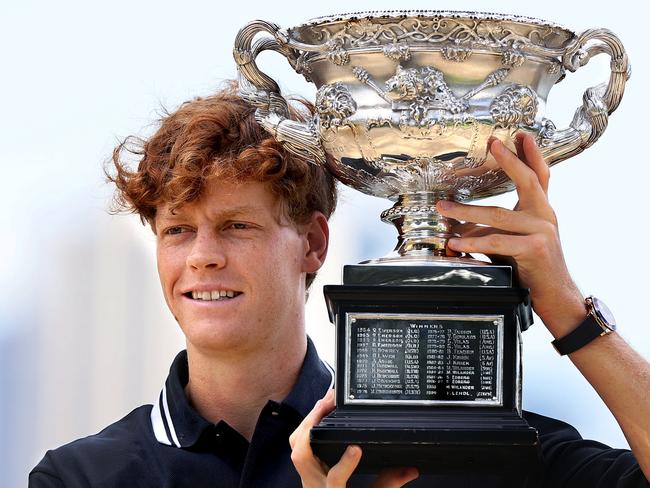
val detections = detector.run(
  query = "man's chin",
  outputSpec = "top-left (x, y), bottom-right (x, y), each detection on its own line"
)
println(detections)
top-left (182, 321), bottom-right (254, 355)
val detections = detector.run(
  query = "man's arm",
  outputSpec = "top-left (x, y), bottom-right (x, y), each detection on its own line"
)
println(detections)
top-left (437, 134), bottom-right (650, 481)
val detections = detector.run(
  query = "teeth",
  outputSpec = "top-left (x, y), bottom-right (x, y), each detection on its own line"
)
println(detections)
top-left (190, 290), bottom-right (239, 301)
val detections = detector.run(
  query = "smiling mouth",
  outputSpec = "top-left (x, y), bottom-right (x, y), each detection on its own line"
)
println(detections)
top-left (184, 290), bottom-right (243, 301)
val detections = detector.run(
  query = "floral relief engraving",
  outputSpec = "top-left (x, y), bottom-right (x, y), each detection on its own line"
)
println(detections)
top-left (315, 83), bottom-right (358, 129)
top-left (490, 85), bottom-right (538, 128)
top-left (383, 42), bottom-right (411, 61)
top-left (442, 42), bottom-right (473, 62)
top-left (501, 50), bottom-right (526, 67)
top-left (291, 52), bottom-right (314, 83)
top-left (326, 38), bottom-right (350, 65)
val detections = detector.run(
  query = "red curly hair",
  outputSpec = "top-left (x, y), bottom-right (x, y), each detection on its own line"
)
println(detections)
top-left (106, 81), bottom-right (337, 288)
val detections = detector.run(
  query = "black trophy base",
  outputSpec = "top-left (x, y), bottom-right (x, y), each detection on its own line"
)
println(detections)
top-left (311, 411), bottom-right (540, 474)
top-left (314, 283), bottom-right (540, 475)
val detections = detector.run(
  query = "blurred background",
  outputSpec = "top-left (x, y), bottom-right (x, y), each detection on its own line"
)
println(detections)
top-left (2, 0), bottom-right (648, 485)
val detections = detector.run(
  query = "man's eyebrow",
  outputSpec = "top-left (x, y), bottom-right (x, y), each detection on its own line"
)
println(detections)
top-left (215, 205), bottom-right (267, 217)
top-left (157, 205), bottom-right (269, 221)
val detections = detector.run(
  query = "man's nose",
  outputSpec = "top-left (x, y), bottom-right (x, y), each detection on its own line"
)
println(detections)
top-left (186, 232), bottom-right (226, 270)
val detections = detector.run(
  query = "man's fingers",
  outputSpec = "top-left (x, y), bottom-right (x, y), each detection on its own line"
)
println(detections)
top-left (289, 389), bottom-right (335, 449)
top-left (490, 138), bottom-right (548, 207)
top-left (514, 132), bottom-right (527, 164)
top-left (519, 132), bottom-right (550, 194)
top-left (370, 467), bottom-right (420, 488)
top-left (326, 445), bottom-right (362, 487)
top-left (451, 222), bottom-right (492, 238)
top-left (289, 414), bottom-right (322, 483)
top-left (437, 200), bottom-right (550, 235)
top-left (289, 389), bottom-right (337, 485)
top-left (452, 222), bottom-right (504, 239)
top-left (447, 233), bottom-right (549, 259)
top-left (453, 224), bottom-right (502, 239)
top-left (290, 417), bottom-right (329, 487)
top-left (288, 401), bottom-right (319, 449)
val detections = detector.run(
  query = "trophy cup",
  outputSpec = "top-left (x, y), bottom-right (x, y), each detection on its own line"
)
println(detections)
top-left (234, 11), bottom-right (629, 474)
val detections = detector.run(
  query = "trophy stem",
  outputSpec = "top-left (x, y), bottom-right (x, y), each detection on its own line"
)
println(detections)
top-left (381, 192), bottom-right (460, 259)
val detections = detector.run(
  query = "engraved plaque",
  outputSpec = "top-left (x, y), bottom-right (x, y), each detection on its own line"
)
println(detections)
top-left (345, 313), bottom-right (503, 406)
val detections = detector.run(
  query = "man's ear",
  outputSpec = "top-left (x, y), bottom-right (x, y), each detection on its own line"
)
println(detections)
top-left (301, 212), bottom-right (329, 274)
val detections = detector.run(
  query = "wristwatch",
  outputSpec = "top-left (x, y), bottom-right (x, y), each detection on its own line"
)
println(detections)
top-left (552, 296), bottom-right (617, 355)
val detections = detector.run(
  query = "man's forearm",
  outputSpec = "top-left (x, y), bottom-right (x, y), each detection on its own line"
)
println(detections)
top-left (563, 330), bottom-right (650, 479)
top-left (541, 292), bottom-right (650, 479)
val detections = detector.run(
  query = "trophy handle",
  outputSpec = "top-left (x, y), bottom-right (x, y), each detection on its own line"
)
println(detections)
top-left (540, 29), bottom-right (630, 166)
top-left (233, 21), bottom-right (326, 166)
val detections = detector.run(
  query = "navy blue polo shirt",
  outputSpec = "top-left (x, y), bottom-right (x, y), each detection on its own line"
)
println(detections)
top-left (29, 337), bottom-right (334, 488)
top-left (30, 336), bottom-right (647, 487)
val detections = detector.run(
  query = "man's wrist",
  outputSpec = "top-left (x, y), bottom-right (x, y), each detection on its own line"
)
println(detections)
top-left (536, 290), bottom-right (586, 339)
top-left (551, 296), bottom-right (618, 356)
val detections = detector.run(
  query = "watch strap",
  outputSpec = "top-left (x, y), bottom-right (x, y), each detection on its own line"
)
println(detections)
top-left (552, 313), bottom-right (607, 355)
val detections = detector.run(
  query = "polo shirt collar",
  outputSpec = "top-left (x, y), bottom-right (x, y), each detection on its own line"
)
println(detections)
top-left (281, 337), bottom-right (335, 418)
top-left (150, 337), bottom-right (334, 448)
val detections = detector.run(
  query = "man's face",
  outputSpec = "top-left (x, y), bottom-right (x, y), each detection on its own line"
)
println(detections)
top-left (155, 180), bottom-right (324, 355)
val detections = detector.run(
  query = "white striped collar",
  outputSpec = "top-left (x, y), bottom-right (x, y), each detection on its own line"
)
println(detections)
top-left (150, 385), bottom-right (179, 447)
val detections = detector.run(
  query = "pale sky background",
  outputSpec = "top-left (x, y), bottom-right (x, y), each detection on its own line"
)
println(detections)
top-left (2, 1), bottom-right (649, 485)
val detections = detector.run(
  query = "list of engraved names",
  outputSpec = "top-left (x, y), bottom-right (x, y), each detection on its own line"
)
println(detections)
top-left (350, 315), bottom-right (501, 403)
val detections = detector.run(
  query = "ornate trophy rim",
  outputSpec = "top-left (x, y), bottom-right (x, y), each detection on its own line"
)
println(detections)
top-left (300, 9), bottom-right (574, 35)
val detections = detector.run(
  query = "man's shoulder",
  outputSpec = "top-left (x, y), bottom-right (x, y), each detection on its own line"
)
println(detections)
top-left (523, 410), bottom-right (647, 486)
top-left (29, 405), bottom-right (155, 487)
top-left (522, 409), bottom-right (581, 435)
top-left (48, 404), bottom-right (153, 456)
top-left (523, 409), bottom-right (612, 453)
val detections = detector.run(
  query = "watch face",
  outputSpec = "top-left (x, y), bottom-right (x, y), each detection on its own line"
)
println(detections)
top-left (592, 296), bottom-right (617, 331)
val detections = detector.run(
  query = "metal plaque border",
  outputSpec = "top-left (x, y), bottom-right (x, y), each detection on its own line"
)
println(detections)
top-left (344, 312), bottom-right (504, 407)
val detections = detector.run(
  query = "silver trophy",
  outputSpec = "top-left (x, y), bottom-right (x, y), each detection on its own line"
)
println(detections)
top-left (234, 11), bottom-right (629, 474)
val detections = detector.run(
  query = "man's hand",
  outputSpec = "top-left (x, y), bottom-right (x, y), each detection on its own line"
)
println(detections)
top-left (436, 133), bottom-right (585, 338)
top-left (289, 389), bottom-right (419, 487)
top-left (438, 134), bottom-right (650, 480)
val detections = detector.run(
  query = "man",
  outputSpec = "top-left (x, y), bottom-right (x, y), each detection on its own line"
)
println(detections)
top-left (30, 82), bottom-right (648, 487)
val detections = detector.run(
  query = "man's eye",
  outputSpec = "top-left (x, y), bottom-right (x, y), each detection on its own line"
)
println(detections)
top-left (228, 223), bottom-right (250, 230)
top-left (165, 226), bottom-right (186, 235)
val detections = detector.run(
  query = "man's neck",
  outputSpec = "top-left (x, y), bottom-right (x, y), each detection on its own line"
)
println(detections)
top-left (184, 331), bottom-right (308, 441)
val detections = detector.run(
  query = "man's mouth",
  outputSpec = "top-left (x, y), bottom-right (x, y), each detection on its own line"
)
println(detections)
top-left (184, 290), bottom-right (243, 301)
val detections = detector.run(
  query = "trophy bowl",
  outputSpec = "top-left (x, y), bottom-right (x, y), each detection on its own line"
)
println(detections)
top-left (235, 10), bottom-right (629, 262)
